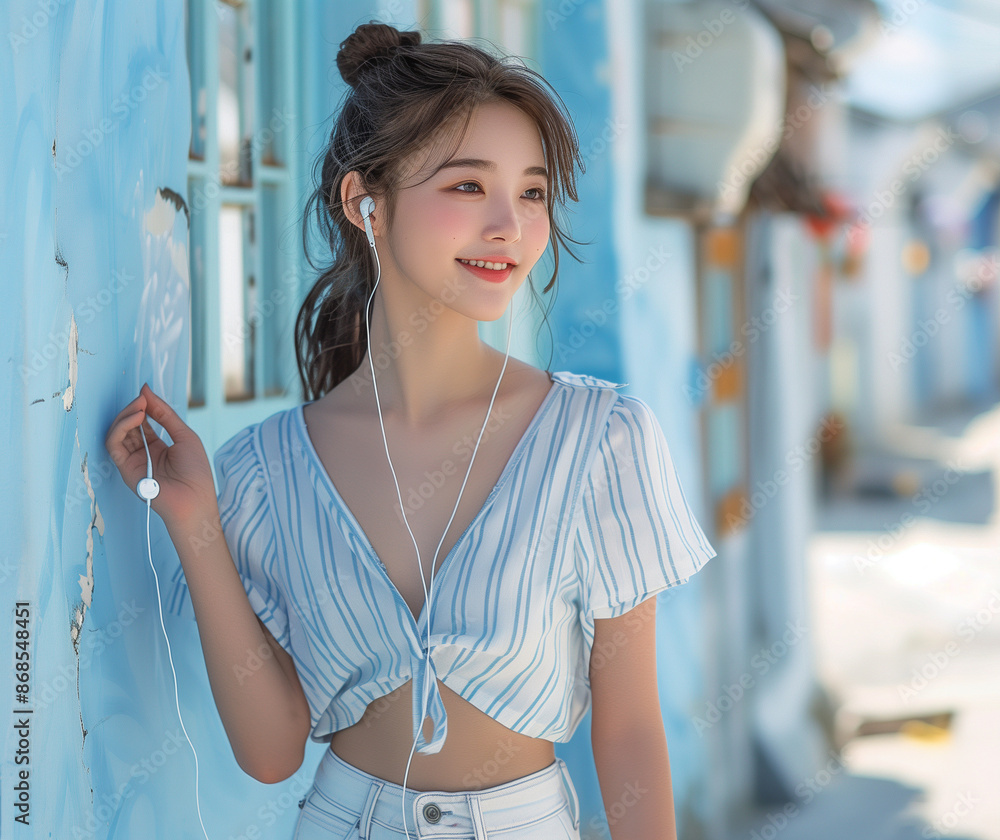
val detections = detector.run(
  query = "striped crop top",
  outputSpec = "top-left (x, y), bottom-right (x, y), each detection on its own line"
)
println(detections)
top-left (168, 370), bottom-right (717, 754)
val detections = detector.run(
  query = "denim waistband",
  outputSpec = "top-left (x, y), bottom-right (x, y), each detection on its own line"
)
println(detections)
top-left (308, 747), bottom-right (580, 838)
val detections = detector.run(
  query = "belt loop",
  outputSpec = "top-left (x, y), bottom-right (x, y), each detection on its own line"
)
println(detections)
top-left (556, 759), bottom-right (580, 830)
top-left (359, 780), bottom-right (384, 840)
top-left (468, 793), bottom-right (489, 840)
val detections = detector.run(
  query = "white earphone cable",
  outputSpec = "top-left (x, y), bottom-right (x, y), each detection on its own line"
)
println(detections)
top-left (140, 425), bottom-right (211, 839)
top-left (362, 205), bottom-right (514, 838)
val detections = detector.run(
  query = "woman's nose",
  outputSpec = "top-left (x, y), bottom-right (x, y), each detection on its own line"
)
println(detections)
top-left (483, 196), bottom-right (523, 242)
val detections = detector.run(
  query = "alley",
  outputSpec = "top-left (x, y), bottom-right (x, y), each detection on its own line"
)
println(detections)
top-left (730, 392), bottom-right (1000, 840)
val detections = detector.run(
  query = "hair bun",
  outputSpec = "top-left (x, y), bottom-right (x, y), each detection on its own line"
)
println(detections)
top-left (337, 22), bottom-right (422, 89)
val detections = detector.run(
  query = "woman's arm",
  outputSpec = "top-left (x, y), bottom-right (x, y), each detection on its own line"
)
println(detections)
top-left (105, 384), bottom-right (312, 784)
top-left (590, 597), bottom-right (678, 840)
top-left (169, 511), bottom-right (313, 783)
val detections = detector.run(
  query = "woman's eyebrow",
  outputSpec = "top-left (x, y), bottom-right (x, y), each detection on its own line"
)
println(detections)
top-left (434, 157), bottom-right (548, 179)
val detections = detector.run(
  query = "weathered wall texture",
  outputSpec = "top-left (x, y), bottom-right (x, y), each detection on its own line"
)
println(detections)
top-left (1, 2), bottom-right (318, 837)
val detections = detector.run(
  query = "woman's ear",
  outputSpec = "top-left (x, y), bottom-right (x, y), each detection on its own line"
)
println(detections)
top-left (340, 170), bottom-right (378, 237)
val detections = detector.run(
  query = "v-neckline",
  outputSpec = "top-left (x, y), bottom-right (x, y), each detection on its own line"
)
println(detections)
top-left (294, 372), bottom-right (561, 628)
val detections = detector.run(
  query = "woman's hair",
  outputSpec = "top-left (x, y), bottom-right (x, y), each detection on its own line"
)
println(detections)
top-left (294, 21), bottom-right (586, 400)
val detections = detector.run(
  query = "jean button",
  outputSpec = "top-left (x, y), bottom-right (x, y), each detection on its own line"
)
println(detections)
top-left (422, 802), bottom-right (442, 823)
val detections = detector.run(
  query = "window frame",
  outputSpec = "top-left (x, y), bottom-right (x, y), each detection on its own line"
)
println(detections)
top-left (185, 0), bottom-right (305, 447)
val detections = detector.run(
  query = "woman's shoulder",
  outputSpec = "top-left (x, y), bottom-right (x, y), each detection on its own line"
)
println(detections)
top-left (547, 371), bottom-right (671, 454)
top-left (548, 369), bottom-right (646, 427)
top-left (548, 369), bottom-right (628, 391)
top-left (213, 404), bottom-right (301, 471)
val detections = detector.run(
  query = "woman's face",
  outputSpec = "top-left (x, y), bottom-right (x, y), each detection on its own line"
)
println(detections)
top-left (376, 100), bottom-right (551, 323)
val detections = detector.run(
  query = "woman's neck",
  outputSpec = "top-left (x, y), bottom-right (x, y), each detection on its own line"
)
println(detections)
top-left (353, 293), bottom-right (509, 427)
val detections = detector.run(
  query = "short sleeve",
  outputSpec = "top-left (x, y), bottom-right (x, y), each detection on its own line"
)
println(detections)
top-left (575, 395), bottom-right (717, 619)
top-left (166, 426), bottom-right (291, 651)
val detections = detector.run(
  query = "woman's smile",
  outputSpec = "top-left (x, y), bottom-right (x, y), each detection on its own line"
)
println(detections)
top-left (456, 258), bottom-right (515, 283)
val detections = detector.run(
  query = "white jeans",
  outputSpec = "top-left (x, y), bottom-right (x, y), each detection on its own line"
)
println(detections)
top-left (292, 748), bottom-right (581, 840)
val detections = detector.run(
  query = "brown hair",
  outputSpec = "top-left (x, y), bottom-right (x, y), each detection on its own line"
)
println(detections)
top-left (294, 21), bottom-right (586, 400)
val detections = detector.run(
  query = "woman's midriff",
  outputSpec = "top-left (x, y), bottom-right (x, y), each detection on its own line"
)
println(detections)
top-left (328, 678), bottom-right (556, 791)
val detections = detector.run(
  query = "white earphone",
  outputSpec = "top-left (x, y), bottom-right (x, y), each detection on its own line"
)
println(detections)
top-left (360, 196), bottom-right (513, 837)
top-left (360, 195), bottom-right (376, 249)
top-left (136, 413), bottom-right (210, 839)
top-left (136, 438), bottom-right (160, 501)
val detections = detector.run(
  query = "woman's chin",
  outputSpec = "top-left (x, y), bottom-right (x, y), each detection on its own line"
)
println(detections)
top-left (481, 306), bottom-right (513, 323)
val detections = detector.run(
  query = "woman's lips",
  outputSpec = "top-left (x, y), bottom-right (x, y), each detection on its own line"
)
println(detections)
top-left (456, 260), bottom-right (513, 283)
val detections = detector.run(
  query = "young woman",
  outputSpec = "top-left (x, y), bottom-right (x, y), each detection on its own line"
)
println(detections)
top-left (105, 21), bottom-right (717, 840)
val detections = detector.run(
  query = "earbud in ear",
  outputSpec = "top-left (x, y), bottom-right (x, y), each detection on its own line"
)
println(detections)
top-left (359, 196), bottom-right (376, 249)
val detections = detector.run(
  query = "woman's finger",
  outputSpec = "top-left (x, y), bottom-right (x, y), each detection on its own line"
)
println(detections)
top-left (136, 411), bottom-right (163, 454)
top-left (105, 408), bottom-right (146, 470)
top-left (105, 407), bottom-right (140, 452)
top-left (140, 383), bottom-right (191, 443)
top-left (107, 393), bottom-right (147, 436)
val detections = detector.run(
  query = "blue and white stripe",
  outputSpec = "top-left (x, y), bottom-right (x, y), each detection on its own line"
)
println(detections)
top-left (168, 370), bottom-right (717, 753)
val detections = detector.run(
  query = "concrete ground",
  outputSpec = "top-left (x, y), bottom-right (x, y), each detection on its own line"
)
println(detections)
top-left (727, 393), bottom-right (1000, 840)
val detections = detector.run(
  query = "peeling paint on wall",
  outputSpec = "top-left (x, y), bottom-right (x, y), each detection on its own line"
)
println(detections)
top-left (64, 311), bottom-right (78, 411)
top-left (75, 435), bottom-right (104, 749)
top-left (135, 181), bottom-right (191, 393)
top-left (69, 432), bottom-right (103, 663)
top-left (157, 185), bottom-right (189, 226)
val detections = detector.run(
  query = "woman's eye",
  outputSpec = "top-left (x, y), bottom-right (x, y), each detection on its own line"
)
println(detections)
top-left (453, 182), bottom-right (546, 200)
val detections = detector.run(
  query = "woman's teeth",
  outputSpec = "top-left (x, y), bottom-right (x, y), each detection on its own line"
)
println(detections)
top-left (458, 259), bottom-right (509, 270)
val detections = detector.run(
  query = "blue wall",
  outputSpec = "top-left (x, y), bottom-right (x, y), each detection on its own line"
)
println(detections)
top-left (534, 0), bottom-right (625, 386)
top-left (1, 1), bottom-right (319, 837)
